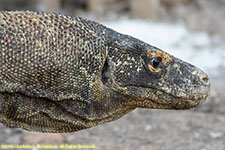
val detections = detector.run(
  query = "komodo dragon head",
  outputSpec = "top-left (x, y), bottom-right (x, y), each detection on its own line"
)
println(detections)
top-left (103, 31), bottom-right (210, 110)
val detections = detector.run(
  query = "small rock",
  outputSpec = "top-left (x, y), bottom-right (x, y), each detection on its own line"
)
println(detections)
top-left (209, 132), bottom-right (224, 139)
top-left (6, 135), bottom-right (21, 144)
top-left (4, 128), bottom-right (12, 135)
top-left (193, 132), bottom-right (201, 139)
top-left (145, 124), bottom-right (152, 131)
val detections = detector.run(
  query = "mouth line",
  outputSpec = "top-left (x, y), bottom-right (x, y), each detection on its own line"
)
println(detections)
top-left (125, 84), bottom-right (208, 103)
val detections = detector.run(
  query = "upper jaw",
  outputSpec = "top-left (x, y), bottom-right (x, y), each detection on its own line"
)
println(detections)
top-left (146, 83), bottom-right (210, 109)
top-left (162, 84), bottom-right (210, 109)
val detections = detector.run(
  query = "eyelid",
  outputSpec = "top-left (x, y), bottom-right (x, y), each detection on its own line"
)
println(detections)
top-left (147, 63), bottom-right (161, 72)
top-left (147, 50), bottom-right (172, 65)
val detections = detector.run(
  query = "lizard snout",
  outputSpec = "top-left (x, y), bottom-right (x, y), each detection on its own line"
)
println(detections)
top-left (200, 73), bottom-right (210, 86)
top-left (191, 67), bottom-right (210, 87)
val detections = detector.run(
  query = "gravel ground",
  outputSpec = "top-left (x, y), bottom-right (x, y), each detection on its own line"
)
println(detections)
top-left (0, 69), bottom-right (224, 150)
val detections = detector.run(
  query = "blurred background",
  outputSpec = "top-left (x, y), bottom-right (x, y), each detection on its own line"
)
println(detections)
top-left (0, 0), bottom-right (225, 150)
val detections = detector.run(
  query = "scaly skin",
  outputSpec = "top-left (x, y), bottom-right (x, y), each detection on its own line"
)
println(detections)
top-left (0, 11), bottom-right (210, 133)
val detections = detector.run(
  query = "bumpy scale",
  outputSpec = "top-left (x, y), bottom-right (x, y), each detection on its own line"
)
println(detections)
top-left (0, 11), bottom-right (210, 133)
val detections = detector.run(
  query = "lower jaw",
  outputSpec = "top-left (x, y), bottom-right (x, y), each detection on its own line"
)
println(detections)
top-left (170, 97), bottom-right (207, 110)
top-left (136, 97), bottom-right (207, 110)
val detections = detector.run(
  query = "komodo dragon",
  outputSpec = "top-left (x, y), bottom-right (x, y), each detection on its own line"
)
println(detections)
top-left (0, 11), bottom-right (210, 133)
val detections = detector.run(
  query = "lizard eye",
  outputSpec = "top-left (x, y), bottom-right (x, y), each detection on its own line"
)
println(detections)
top-left (152, 57), bottom-right (162, 68)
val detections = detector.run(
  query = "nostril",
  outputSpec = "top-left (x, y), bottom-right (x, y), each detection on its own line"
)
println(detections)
top-left (202, 76), bottom-right (210, 85)
top-left (202, 77), bottom-right (208, 82)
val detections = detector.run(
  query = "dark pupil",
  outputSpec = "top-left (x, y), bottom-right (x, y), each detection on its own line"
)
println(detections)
top-left (152, 57), bottom-right (161, 68)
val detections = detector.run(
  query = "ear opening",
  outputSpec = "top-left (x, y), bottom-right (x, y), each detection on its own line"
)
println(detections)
top-left (101, 58), bottom-right (110, 85)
